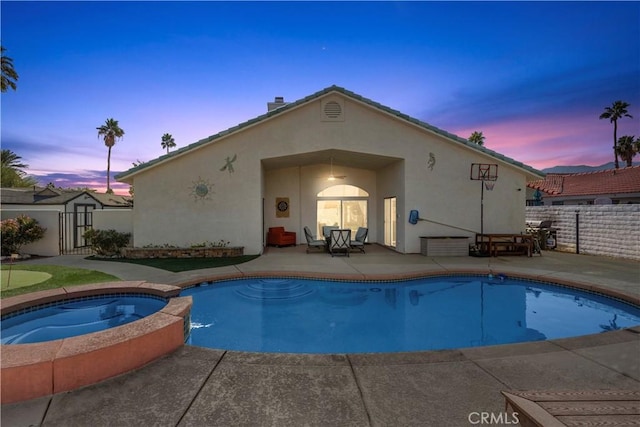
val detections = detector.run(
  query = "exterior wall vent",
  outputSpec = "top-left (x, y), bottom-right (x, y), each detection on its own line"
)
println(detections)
top-left (321, 99), bottom-right (345, 121)
top-left (324, 101), bottom-right (342, 118)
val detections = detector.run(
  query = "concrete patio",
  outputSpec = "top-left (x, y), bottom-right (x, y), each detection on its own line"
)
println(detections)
top-left (2, 245), bottom-right (639, 426)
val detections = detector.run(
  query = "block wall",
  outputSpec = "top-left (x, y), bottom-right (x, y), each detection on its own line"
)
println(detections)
top-left (526, 205), bottom-right (639, 260)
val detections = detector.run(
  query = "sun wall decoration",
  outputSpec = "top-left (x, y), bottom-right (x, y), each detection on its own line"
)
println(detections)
top-left (189, 176), bottom-right (214, 202)
top-left (188, 154), bottom-right (237, 202)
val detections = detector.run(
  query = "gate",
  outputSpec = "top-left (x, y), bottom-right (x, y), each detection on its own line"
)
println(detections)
top-left (59, 210), bottom-right (94, 255)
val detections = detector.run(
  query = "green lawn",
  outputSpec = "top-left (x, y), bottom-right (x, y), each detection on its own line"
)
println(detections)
top-left (1, 264), bottom-right (119, 298)
top-left (85, 255), bottom-right (260, 272)
top-left (1, 270), bottom-right (52, 288)
top-left (0, 255), bottom-right (260, 298)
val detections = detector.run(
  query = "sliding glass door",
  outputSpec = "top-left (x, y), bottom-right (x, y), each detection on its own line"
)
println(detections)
top-left (317, 184), bottom-right (369, 237)
top-left (317, 200), bottom-right (367, 237)
top-left (384, 197), bottom-right (396, 247)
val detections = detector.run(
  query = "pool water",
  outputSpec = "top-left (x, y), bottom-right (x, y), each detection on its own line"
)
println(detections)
top-left (181, 277), bottom-right (640, 354)
top-left (1, 295), bottom-right (167, 344)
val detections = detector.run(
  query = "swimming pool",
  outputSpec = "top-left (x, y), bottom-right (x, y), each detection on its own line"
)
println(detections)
top-left (1, 294), bottom-right (168, 344)
top-left (182, 276), bottom-right (640, 354)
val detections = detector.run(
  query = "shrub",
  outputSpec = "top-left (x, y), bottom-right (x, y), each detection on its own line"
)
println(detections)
top-left (190, 240), bottom-right (230, 248)
top-left (83, 229), bottom-right (131, 257)
top-left (1, 215), bottom-right (46, 255)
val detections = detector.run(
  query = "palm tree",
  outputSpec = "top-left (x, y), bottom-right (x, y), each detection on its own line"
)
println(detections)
top-left (616, 135), bottom-right (638, 167)
top-left (96, 118), bottom-right (125, 194)
top-left (1, 149), bottom-right (37, 187)
top-left (161, 133), bottom-right (176, 154)
top-left (1, 149), bottom-right (27, 170)
top-left (1, 45), bottom-right (19, 92)
top-left (468, 131), bottom-right (485, 146)
top-left (599, 101), bottom-right (632, 169)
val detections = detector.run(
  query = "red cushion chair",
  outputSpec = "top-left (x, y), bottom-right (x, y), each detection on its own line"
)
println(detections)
top-left (267, 227), bottom-right (297, 247)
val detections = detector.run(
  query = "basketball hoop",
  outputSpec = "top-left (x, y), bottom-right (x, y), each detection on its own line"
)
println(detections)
top-left (470, 163), bottom-right (499, 254)
top-left (470, 163), bottom-right (499, 181)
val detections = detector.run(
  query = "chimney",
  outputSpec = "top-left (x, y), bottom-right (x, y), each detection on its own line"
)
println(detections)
top-left (267, 96), bottom-right (287, 112)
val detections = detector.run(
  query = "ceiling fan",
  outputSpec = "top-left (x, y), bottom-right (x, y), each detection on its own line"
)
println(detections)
top-left (328, 157), bottom-right (346, 181)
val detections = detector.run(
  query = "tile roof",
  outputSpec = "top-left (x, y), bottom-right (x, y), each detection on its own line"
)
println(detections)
top-left (116, 85), bottom-right (544, 181)
top-left (1, 187), bottom-right (132, 207)
top-left (527, 166), bottom-right (640, 197)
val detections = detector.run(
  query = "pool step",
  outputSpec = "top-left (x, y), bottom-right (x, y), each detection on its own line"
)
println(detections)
top-left (236, 279), bottom-right (314, 300)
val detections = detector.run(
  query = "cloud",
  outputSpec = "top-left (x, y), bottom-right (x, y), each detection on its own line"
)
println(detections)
top-left (28, 170), bottom-right (131, 195)
top-left (451, 111), bottom-right (622, 170)
top-left (427, 56), bottom-right (640, 171)
top-left (0, 133), bottom-right (99, 164)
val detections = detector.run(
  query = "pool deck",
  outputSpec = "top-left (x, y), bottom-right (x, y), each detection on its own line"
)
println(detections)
top-left (2, 246), bottom-right (639, 426)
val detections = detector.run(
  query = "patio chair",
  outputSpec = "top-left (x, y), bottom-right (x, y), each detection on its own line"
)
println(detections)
top-left (267, 227), bottom-right (296, 247)
top-left (350, 227), bottom-right (368, 253)
top-left (322, 226), bottom-right (339, 239)
top-left (329, 229), bottom-right (351, 257)
top-left (304, 226), bottom-right (326, 253)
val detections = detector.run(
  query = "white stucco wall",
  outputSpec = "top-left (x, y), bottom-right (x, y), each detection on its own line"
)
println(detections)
top-left (401, 140), bottom-right (528, 252)
top-left (123, 91), bottom-right (536, 254)
top-left (92, 209), bottom-right (133, 235)
top-left (130, 141), bottom-right (263, 250)
top-left (377, 160), bottom-right (404, 249)
top-left (264, 166), bottom-right (301, 243)
top-left (1, 209), bottom-right (60, 256)
top-left (2, 204), bottom-right (65, 212)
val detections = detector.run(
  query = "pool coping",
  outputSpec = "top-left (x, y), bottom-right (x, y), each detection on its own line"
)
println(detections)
top-left (0, 282), bottom-right (192, 404)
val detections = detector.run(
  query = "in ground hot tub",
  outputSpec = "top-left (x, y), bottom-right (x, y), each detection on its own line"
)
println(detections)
top-left (0, 281), bottom-right (192, 404)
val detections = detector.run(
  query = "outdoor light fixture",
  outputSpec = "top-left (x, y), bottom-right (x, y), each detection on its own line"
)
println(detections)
top-left (328, 157), bottom-right (346, 181)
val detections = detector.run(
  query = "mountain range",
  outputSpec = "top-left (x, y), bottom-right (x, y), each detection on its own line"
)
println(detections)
top-left (541, 162), bottom-right (638, 174)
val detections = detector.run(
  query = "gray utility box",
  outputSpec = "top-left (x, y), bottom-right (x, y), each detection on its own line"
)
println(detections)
top-left (420, 236), bottom-right (469, 256)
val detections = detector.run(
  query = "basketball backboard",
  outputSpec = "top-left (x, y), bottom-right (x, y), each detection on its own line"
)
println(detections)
top-left (470, 163), bottom-right (498, 181)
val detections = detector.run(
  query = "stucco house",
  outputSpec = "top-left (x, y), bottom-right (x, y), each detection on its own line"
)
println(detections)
top-left (116, 86), bottom-right (543, 254)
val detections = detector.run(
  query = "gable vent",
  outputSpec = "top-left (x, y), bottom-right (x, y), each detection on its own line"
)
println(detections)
top-left (324, 101), bottom-right (342, 119)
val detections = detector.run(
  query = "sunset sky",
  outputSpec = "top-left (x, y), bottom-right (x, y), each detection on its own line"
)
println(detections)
top-left (2, 1), bottom-right (639, 195)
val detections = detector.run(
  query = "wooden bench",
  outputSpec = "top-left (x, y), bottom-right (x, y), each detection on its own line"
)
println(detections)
top-left (491, 241), bottom-right (532, 257)
top-left (502, 390), bottom-right (640, 427)
top-left (475, 234), bottom-right (533, 257)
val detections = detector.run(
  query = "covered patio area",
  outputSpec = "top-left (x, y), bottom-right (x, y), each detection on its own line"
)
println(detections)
top-left (262, 148), bottom-right (402, 250)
